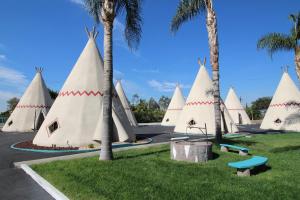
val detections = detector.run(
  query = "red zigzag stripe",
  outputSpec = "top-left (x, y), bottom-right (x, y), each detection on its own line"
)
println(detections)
top-left (58, 90), bottom-right (119, 98)
top-left (16, 105), bottom-right (51, 109)
top-left (186, 101), bottom-right (215, 106)
top-left (270, 102), bottom-right (300, 107)
top-left (59, 90), bottom-right (103, 97)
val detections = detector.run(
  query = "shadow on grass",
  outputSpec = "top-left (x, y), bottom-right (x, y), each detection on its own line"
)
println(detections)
top-left (115, 148), bottom-right (170, 160)
top-left (269, 145), bottom-right (300, 153)
top-left (221, 139), bottom-right (257, 147)
top-left (225, 149), bottom-right (253, 156)
top-left (251, 164), bottom-right (272, 176)
top-left (136, 134), bottom-right (162, 140)
top-left (212, 152), bottom-right (220, 160)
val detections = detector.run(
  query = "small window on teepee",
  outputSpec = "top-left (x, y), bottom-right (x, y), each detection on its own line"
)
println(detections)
top-left (48, 121), bottom-right (59, 134)
top-left (188, 119), bottom-right (196, 126)
top-left (274, 118), bottom-right (282, 124)
top-left (8, 121), bottom-right (13, 126)
top-left (166, 118), bottom-right (169, 122)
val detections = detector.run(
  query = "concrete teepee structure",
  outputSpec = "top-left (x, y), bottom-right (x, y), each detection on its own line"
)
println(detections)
top-left (2, 68), bottom-right (53, 132)
top-left (115, 80), bottom-right (138, 127)
top-left (225, 87), bottom-right (251, 125)
top-left (174, 59), bottom-right (238, 135)
top-left (33, 28), bottom-right (135, 147)
top-left (260, 70), bottom-right (300, 131)
top-left (161, 84), bottom-right (185, 126)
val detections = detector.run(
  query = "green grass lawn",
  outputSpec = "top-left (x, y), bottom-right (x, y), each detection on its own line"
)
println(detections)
top-left (32, 133), bottom-right (300, 200)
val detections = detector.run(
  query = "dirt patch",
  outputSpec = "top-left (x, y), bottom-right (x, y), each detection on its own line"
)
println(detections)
top-left (14, 140), bottom-right (79, 150)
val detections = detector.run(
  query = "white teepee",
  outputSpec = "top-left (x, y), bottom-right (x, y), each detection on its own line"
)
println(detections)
top-left (33, 29), bottom-right (135, 147)
top-left (260, 71), bottom-right (300, 131)
top-left (225, 87), bottom-right (251, 125)
top-left (174, 63), bottom-right (238, 135)
top-left (2, 68), bottom-right (53, 132)
top-left (161, 85), bottom-right (185, 126)
top-left (115, 80), bottom-right (138, 127)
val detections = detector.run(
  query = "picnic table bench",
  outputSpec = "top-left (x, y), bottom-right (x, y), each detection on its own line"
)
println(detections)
top-left (220, 144), bottom-right (249, 156)
top-left (170, 136), bottom-right (189, 141)
top-left (228, 156), bottom-right (268, 176)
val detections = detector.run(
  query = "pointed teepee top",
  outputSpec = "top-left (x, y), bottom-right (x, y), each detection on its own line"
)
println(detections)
top-left (168, 84), bottom-right (185, 109)
top-left (85, 26), bottom-right (98, 39)
top-left (197, 57), bottom-right (206, 68)
top-left (35, 67), bottom-right (43, 73)
top-left (269, 71), bottom-right (300, 105)
top-left (186, 64), bottom-right (213, 103)
top-left (225, 87), bottom-right (244, 110)
top-left (225, 87), bottom-right (252, 125)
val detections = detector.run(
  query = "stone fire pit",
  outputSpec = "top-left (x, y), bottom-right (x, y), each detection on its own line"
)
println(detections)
top-left (171, 140), bottom-right (213, 163)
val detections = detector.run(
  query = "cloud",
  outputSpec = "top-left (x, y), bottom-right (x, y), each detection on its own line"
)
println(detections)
top-left (0, 90), bottom-right (21, 100)
top-left (69, 0), bottom-right (84, 6)
top-left (148, 80), bottom-right (191, 92)
top-left (0, 54), bottom-right (6, 61)
top-left (0, 66), bottom-right (28, 86)
top-left (132, 68), bottom-right (159, 74)
top-left (0, 90), bottom-right (22, 112)
top-left (0, 66), bottom-right (28, 112)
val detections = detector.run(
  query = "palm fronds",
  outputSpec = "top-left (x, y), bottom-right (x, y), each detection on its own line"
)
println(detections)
top-left (123, 0), bottom-right (142, 49)
top-left (171, 0), bottom-right (206, 33)
top-left (84, 0), bottom-right (102, 24)
top-left (257, 33), bottom-right (295, 57)
top-left (84, 0), bottom-right (142, 49)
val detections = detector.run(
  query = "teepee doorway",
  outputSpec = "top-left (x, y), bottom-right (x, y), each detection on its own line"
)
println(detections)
top-left (35, 111), bottom-right (45, 131)
top-left (238, 113), bottom-right (243, 125)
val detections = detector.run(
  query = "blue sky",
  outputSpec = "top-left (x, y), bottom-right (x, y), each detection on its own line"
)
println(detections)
top-left (0, 0), bottom-right (299, 111)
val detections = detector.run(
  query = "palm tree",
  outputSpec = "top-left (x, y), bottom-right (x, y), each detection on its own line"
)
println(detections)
top-left (258, 12), bottom-right (300, 80)
top-left (84, 0), bottom-right (142, 160)
top-left (171, 0), bottom-right (222, 143)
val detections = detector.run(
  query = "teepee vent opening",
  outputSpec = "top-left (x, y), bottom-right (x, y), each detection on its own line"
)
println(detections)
top-left (274, 118), bottom-right (282, 124)
top-left (166, 118), bottom-right (169, 122)
top-left (35, 67), bottom-right (43, 73)
top-left (85, 26), bottom-right (98, 39)
top-left (8, 121), bottom-right (13, 126)
top-left (188, 119), bottom-right (197, 126)
top-left (48, 121), bottom-right (59, 134)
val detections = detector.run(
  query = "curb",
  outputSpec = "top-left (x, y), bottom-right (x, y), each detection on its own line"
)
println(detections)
top-left (21, 164), bottom-right (69, 200)
top-left (17, 142), bottom-right (169, 200)
top-left (11, 138), bottom-right (152, 154)
top-left (14, 141), bottom-right (169, 168)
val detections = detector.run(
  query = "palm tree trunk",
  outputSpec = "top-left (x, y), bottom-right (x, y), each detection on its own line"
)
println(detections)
top-left (100, 21), bottom-right (114, 160)
top-left (295, 46), bottom-right (300, 80)
top-left (205, 1), bottom-right (222, 144)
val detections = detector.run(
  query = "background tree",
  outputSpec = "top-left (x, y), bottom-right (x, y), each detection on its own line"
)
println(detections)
top-left (0, 97), bottom-right (20, 120)
top-left (84, 0), bottom-right (142, 160)
top-left (246, 97), bottom-right (272, 120)
top-left (132, 97), bottom-right (165, 123)
top-left (7, 97), bottom-right (19, 113)
top-left (257, 12), bottom-right (300, 79)
top-left (48, 88), bottom-right (58, 100)
top-left (171, 0), bottom-right (222, 143)
top-left (148, 97), bottom-right (160, 110)
top-left (158, 96), bottom-right (171, 111)
top-left (131, 93), bottom-right (140, 106)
